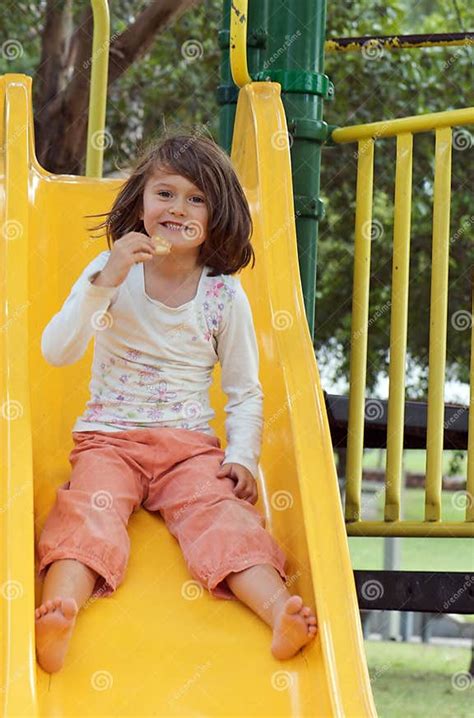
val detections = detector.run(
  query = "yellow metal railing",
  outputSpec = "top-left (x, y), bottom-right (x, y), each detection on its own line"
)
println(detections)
top-left (85, 0), bottom-right (110, 178)
top-left (332, 108), bottom-right (474, 538)
top-left (229, 0), bottom-right (252, 88)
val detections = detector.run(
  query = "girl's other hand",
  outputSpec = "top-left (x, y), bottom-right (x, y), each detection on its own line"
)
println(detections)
top-left (216, 462), bottom-right (258, 504)
top-left (92, 232), bottom-right (158, 288)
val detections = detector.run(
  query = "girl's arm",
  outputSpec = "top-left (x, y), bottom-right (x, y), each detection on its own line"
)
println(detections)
top-left (217, 280), bottom-right (264, 480)
top-left (41, 251), bottom-right (119, 366)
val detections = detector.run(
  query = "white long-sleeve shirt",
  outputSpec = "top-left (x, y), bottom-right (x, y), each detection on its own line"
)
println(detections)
top-left (41, 250), bottom-right (263, 478)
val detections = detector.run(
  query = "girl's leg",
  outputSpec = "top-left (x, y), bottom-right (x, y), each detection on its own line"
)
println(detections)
top-left (35, 560), bottom-right (99, 674)
top-left (41, 558), bottom-right (99, 608)
top-left (226, 564), bottom-right (318, 660)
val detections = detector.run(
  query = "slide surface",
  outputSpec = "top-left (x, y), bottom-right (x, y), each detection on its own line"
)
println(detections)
top-left (0, 74), bottom-right (377, 716)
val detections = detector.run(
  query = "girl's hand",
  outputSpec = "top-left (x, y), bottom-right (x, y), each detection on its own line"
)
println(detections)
top-left (216, 462), bottom-right (258, 504)
top-left (93, 232), bottom-right (158, 288)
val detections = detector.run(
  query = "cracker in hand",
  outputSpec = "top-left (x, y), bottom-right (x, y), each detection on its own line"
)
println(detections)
top-left (151, 233), bottom-right (172, 255)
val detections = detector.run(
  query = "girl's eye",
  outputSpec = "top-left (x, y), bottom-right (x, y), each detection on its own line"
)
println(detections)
top-left (156, 191), bottom-right (205, 204)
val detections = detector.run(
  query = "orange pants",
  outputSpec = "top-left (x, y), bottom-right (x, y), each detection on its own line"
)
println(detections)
top-left (37, 428), bottom-right (288, 600)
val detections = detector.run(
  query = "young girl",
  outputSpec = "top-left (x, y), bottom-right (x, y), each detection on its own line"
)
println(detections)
top-left (35, 131), bottom-right (317, 673)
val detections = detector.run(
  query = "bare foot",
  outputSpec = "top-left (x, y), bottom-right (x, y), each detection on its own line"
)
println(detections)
top-left (271, 595), bottom-right (317, 660)
top-left (35, 597), bottom-right (78, 673)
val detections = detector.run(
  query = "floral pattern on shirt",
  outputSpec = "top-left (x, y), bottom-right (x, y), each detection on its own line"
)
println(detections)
top-left (192, 275), bottom-right (237, 343)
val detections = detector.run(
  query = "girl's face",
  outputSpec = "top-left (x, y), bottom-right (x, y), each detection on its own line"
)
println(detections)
top-left (140, 168), bottom-right (209, 256)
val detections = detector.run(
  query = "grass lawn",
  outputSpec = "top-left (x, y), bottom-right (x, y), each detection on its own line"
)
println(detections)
top-left (362, 448), bottom-right (468, 475)
top-left (346, 449), bottom-right (473, 575)
top-left (366, 639), bottom-right (473, 718)
top-left (348, 486), bottom-right (473, 573)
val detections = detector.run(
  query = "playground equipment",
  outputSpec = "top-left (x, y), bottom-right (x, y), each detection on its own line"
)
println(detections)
top-left (1, 0), bottom-right (472, 715)
top-left (0, 70), bottom-right (376, 717)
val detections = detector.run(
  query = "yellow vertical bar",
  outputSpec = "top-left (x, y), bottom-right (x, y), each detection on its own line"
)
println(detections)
top-left (230, 0), bottom-right (252, 87)
top-left (85, 0), bottom-right (110, 178)
top-left (425, 127), bottom-right (452, 521)
top-left (467, 272), bottom-right (474, 522)
top-left (2, 81), bottom-right (38, 717)
top-left (345, 139), bottom-right (374, 522)
top-left (385, 133), bottom-right (413, 521)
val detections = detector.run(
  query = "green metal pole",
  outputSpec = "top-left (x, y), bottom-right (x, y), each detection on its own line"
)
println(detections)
top-left (218, 0), bottom-right (332, 340)
top-left (253, 1), bottom-right (332, 340)
top-left (217, 0), bottom-right (268, 154)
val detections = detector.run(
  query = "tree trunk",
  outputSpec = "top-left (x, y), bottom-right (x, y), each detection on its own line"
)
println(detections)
top-left (33, 0), bottom-right (202, 175)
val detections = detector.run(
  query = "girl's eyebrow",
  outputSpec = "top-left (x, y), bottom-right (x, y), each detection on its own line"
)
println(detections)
top-left (151, 180), bottom-right (204, 194)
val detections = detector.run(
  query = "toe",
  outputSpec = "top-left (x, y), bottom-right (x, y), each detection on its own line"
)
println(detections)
top-left (301, 607), bottom-right (311, 617)
top-left (45, 600), bottom-right (54, 611)
top-left (307, 616), bottom-right (317, 624)
top-left (285, 595), bottom-right (303, 614)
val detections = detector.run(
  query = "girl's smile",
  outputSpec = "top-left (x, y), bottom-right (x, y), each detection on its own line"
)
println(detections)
top-left (141, 169), bottom-right (208, 255)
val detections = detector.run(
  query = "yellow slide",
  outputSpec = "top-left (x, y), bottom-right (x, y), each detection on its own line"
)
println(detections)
top-left (0, 74), bottom-right (377, 716)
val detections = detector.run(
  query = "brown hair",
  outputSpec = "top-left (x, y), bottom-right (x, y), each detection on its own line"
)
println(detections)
top-left (86, 128), bottom-right (255, 277)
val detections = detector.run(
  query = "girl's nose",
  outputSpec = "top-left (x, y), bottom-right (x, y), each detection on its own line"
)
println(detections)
top-left (170, 199), bottom-right (186, 216)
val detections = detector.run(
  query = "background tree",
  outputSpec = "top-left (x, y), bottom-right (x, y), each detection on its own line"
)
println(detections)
top-left (0, 0), bottom-right (472, 404)
top-left (319, 0), bottom-right (473, 401)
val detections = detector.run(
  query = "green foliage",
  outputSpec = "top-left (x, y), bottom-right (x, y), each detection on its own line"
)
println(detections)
top-left (319, 0), bottom-right (473, 396)
top-left (0, 0), bottom-right (472, 396)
